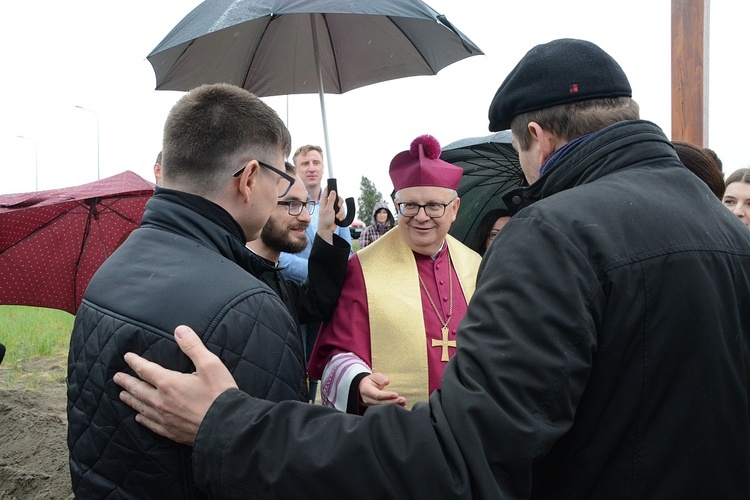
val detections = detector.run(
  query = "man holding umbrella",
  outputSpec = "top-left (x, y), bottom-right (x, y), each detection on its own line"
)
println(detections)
top-left (245, 161), bottom-right (350, 374)
top-left (114, 40), bottom-right (750, 498)
top-left (278, 145), bottom-right (353, 402)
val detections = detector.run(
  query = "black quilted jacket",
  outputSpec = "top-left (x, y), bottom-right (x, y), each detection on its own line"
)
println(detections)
top-left (67, 189), bottom-right (306, 499)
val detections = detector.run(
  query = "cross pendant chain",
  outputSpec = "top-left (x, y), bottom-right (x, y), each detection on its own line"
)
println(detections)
top-left (418, 261), bottom-right (455, 363)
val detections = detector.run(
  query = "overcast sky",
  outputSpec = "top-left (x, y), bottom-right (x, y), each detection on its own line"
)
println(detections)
top-left (2, 1), bottom-right (748, 212)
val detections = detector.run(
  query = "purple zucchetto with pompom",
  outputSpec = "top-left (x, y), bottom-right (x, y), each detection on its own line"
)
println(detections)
top-left (389, 135), bottom-right (463, 191)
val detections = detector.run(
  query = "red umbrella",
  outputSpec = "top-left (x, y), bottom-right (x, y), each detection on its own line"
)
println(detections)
top-left (0, 171), bottom-right (154, 314)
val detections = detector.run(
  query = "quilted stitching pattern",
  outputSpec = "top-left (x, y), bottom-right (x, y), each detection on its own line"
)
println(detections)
top-left (68, 289), bottom-right (305, 498)
top-left (67, 196), bottom-right (306, 499)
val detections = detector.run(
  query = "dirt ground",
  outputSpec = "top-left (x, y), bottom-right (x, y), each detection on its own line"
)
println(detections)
top-left (0, 354), bottom-right (322, 499)
top-left (0, 353), bottom-right (73, 499)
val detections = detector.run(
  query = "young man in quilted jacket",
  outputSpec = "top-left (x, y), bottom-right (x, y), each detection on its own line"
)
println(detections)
top-left (67, 83), bottom-right (324, 499)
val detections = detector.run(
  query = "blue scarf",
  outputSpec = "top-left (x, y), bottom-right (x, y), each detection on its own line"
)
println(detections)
top-left (539, 121), bottom-right (623, 177)
top-left (539, 133), bottom-right (591, 177)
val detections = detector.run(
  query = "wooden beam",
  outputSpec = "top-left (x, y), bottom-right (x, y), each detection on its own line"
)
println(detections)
top-left (671, 0), bottom-right (709, 146)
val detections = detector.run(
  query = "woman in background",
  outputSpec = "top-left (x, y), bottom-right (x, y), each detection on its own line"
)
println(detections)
top-left (469, 208), bottom-right (511, 256)
top-left (722, 168), bottom-right (750, 227)
top-left (359, 202), bottom-right (395, 248)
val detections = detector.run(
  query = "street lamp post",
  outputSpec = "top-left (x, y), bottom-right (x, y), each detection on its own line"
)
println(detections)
top-left (75, 105), bottom-right (100, 180)
top-left (17, 135), bottom-right (38, 191)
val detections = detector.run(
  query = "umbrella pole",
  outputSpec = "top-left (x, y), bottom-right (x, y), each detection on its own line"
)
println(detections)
top-left (310, 14), bottom-right (334, 178)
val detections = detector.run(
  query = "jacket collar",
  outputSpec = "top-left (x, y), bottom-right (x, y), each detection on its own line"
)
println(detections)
top-left (151, 187), bottom-right (246, 240)
top-left (503, 120), bottom-right (674, 214)
top-left (142, 188), bottom-right (258, 273)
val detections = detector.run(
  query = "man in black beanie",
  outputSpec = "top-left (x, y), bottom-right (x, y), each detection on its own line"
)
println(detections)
top-left (113, 39), bottom-right (750, 499)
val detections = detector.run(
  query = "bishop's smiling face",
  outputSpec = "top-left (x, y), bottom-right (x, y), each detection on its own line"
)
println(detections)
top-left (395, 186), bottom-right (460, 256)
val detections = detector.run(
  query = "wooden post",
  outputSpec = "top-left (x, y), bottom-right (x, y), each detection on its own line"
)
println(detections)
top-left (671, 0), bottom-right (709, 146)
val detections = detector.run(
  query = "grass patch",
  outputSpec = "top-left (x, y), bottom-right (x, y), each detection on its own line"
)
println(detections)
top-left (0, 305), bottom-right (73, 389)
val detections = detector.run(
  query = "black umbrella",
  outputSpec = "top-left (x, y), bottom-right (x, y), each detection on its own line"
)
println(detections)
top-left (441, 131), bottom-right (525, 245)
top-left (148, 0), bottom-right (483, 177)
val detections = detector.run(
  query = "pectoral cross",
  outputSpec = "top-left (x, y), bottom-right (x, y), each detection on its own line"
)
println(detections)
top-left (432, 326), bottom-right (456, 362)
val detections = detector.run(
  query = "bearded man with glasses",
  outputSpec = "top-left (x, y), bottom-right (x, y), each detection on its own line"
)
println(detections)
top-left (279, 144), bottom-right (354, 404)
top-left (307, 135), bottom-right (482, 414)
top-left (246, 162), bottom-right (350, 396)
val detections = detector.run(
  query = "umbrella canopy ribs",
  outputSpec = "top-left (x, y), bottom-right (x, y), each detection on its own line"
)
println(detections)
top-left (0, 171), bottom-right (154, 314)
top-left (148, 0), bottom-right (483, 177)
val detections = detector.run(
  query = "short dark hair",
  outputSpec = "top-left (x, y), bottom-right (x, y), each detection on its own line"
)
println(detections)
top-left (703, 147), bottom-right (723, 172)
top-left (162, 83), bottom-right (291, 195)
top-left (511, 97), bottom-right (639, 151)
top-left (672, 141), bottom-right (725, 199)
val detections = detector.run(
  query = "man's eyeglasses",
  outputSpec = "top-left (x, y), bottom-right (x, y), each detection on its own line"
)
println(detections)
top-left (232, 160), bottom-right (295, 198)
top-left (277, 200), bottom-right (316, 216)
top-left (396, 199), bottom-right (456, 219)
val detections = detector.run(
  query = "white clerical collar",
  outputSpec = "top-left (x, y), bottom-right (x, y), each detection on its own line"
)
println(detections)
top-left (430, 241), bottom-right (446, 260)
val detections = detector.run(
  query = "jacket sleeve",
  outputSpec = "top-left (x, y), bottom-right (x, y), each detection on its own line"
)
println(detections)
top-left (291, 233), bottom-right (350, 324)
top-left (194, 391), bottom-right (468, 499)
top-left (335, 224), bottom-right (353, 247)
top-left (193, 216), bottom-right (602, 499)
top-left (279, 221), bottom-right (353, 283)
top-left (202, 287), bottom-right (307, 403)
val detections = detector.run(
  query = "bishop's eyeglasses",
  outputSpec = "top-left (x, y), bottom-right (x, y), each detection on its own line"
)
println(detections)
top-left (232, 160), bottom-right (296, 198)
top-left (277, 200), bottom-right (316, 216)
top-left (397, 199), bottom-right (456, 218)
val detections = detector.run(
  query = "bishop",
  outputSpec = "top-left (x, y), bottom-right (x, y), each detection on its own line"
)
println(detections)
top-left (308, 135), bottom-right (482, 413)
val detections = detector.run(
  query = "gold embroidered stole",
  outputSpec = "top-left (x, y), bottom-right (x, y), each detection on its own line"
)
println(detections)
top-left (358, 230), bottom-right (480, 409)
